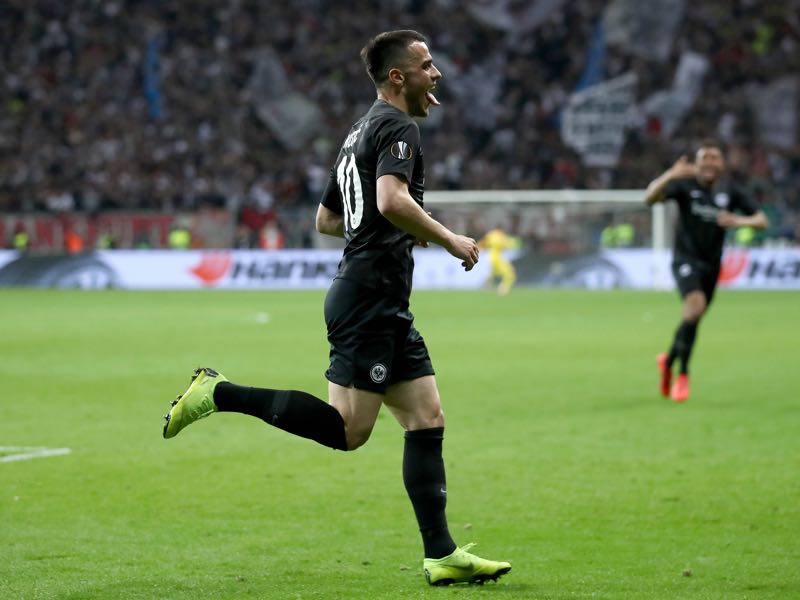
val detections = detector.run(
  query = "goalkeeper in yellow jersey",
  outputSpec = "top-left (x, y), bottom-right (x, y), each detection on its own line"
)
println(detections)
top-left (478, 228), bottom-right (519, 295)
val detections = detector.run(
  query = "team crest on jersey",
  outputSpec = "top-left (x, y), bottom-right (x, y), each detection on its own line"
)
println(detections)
top-left (390, 141), bottom-right (413, 160)
top-left (678, 263), bottom-right (692, 277)
top-left (370, 363), bottom-right (388, 384)
top-left (714, 192), bottom-right (730, 208)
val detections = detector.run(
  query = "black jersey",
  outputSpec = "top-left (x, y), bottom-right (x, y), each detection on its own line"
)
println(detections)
top-left (321, 100), bottom-right (425, 303)
top-left (664, 178), bottom-right (758, 267)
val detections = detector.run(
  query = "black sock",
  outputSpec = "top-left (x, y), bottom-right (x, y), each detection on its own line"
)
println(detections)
top-left (403, 427), bottom-right (457, 559)
top-left (667, 323), bottom-right (681, 368)
top-left (679, 321), bottom-right (698, 374)
top-left (668, 320), bottom-right (698, 375)
top-left (214, 382), bottom-right (348, 451)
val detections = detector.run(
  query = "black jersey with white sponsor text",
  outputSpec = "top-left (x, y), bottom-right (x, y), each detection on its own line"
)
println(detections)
top-left (320, 100), bottom-right (425, 303)
top-left (664, 178), bottom-right (758, 267)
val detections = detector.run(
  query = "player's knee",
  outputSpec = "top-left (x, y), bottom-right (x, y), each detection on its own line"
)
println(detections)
top-left (417, 404), bottom-right (445, 429)
top-left (697, 304), bottom-right (708, 320)
top-left (345, 424), bottom-right (373, 451)
top-left (684, 294), bottom-right (707, 322)
top-left (689, 302), bottom-right (707, 322)
top-left (685, 310), bottom-right (703, 324)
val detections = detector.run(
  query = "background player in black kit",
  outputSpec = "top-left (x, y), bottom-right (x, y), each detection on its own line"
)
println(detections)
top-left (645, 140), bottom-right (768, 402)
top-left (163, 30), bottom-right (511, 586)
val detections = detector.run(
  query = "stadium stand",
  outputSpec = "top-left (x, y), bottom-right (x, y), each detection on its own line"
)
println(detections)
top-left (1, 0), bottom-right (798, 249)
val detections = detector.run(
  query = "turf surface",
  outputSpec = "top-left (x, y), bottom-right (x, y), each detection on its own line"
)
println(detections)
top-left (1, 289), bottom-right (798, 599)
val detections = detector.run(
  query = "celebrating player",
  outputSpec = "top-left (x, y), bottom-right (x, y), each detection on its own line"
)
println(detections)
top-left (644, 140), bottom-right (768, 402)
top-left (163, 30), bottom-right (511, 586)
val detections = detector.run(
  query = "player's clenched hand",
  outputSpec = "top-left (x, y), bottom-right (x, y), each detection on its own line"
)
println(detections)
top-left (716, 210), bottom-right (739, 229)
top-left (446, 234), bottom-right (479, 271)
top-left (669, 155), bottom-right (696, 180)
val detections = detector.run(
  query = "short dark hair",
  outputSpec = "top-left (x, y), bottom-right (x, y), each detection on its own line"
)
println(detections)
top-left (698, 138), bottom-right (725, 155)
top-left (360, 30), bottom-right (427, 86)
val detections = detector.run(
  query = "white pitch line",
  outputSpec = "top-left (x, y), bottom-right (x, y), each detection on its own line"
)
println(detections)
top-left (0, 447), bottom-right (72, 463)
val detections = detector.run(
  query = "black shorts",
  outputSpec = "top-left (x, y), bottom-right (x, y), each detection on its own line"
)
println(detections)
top-left (323, 278), bottom-right (435, 393)
top-left (672, 259), bottom-right (720, 304)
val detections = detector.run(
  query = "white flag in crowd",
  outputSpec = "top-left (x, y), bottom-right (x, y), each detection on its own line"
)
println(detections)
top-left (248, 48), bottom-right (322, 151)
top-left (561, 72), bottom-right (638, 168)
top-left (467, 0), bottom-right (566, 34)
top-left (745, 76), bottom-right (799, 149)
top-left (603, 0), bottom-right (684, 62)
top-left (640, 51), bottom-right (710, 138)
top-left (432, 53), bottom-right (504, 130)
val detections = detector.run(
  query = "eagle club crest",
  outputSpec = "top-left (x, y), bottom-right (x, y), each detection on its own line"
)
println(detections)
top-left (370, 363), bottom-right (387, 383)
top-left (390, 140), bottom-right (413, 160)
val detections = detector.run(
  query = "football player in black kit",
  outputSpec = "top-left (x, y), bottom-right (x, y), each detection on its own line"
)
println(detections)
top-left (645, 140), bottom-right (768, 402)
top-left (163, 30), bottom-right (511, 586)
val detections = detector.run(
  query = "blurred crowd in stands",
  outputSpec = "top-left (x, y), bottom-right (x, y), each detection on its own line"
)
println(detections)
top-left (2, 0), bottom-right (799, 249)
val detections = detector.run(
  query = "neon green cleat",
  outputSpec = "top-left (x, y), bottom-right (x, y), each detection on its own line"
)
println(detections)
top-left (163, 367), bottom-right (228, 439)
top-left (423, 543), bottom-right (511, 586)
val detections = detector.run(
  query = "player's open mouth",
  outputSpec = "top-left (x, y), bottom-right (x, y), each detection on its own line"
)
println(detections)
top-left (426, 88), bottom-right (440, 107)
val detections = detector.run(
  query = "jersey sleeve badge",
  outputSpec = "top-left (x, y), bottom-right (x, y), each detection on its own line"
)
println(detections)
top-left (389, 141), bottom-right (413, 160)
top-left (714, 192), bottom-right (730, 208)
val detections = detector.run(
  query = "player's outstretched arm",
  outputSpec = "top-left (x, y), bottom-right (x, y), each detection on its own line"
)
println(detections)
top-left (315, 204), bottom-right (345, 238)
top-left (645, 156), bottom-right (696, 206)
top-left (717, 209), bottom-right (769, 230)
top-left (377, 174), bottom-right (479, 270)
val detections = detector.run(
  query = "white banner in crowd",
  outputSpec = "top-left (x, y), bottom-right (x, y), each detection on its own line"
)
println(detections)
top-left (1, 249), bottom-right (799, 290)
top-left (561, 72), bottom-right (637, 168)
top-left (603, 0), bottom-right (684, 62)
top-left (640, 51), bottom-right (710, 138)
top-left (598, 248), bottom-right (800, 291)
top-left (0, 249), bottom-right (491, 290)
top-left (745, 75), bottom-right (799, 149)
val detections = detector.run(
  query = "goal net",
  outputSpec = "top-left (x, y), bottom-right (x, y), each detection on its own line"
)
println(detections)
top-left (425, 189), bottom-right (671, 289)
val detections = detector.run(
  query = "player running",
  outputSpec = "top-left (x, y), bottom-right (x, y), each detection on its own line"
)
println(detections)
top-left (645, 140), bottom-right (768, 402)
top-left (162, 30), bottom-right (511, 586)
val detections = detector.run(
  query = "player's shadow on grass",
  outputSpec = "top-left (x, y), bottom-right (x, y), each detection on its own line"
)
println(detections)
top-left (456, 586), bottom-right (580, 600)
top-left (442, 582), bottom-right (539, 596)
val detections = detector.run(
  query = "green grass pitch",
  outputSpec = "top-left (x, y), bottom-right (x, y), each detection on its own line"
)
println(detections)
top-left (1, 288), bottom-right (798, 599)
